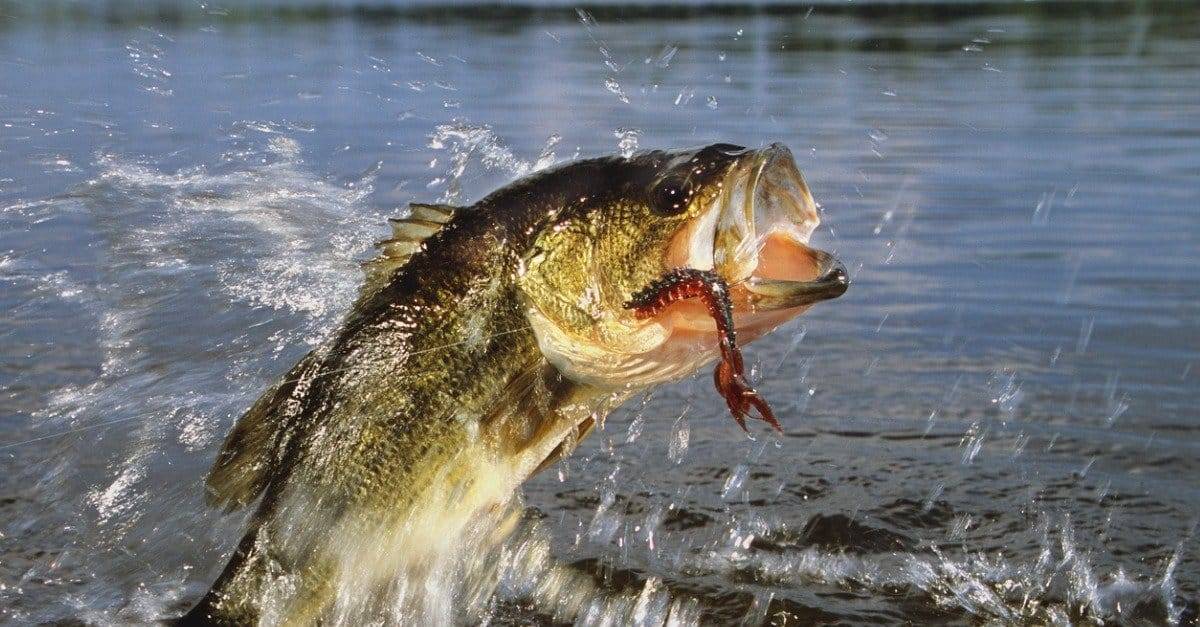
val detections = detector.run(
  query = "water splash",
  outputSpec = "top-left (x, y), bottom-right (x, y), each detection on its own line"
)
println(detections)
top-left (614, 127), bottom-right (641, 158)
top-left (667, 411), bottom-right (691, 464)
top-left (721, 464), bottom-right (749, 501)
top-left (426, 122), bottom-right (553, 203)
top-left (0, 134), bottom-right (385, 624)
top-left (676, 514), bottom-right (1184, 625)
top-left (650, 44), bottom-right (679, 69)
top-left (605, 77), bottom-right (631, 104)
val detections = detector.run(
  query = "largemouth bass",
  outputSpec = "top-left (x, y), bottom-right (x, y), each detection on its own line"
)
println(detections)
top-left (179, 142), bottom-right (848, 624)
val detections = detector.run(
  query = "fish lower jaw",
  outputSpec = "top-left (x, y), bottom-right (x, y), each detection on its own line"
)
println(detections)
top-left (736, 230), bottom-right (848, 313)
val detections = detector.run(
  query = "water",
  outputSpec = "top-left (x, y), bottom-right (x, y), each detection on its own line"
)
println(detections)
top-left (1, 1), bottom-right (1198, 624)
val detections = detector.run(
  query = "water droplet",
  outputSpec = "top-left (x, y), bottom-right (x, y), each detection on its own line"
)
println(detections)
top-left (614, 127), bottom-right (640, 158)
top-left (667, 412), bottom-right (690, 463)
top-left (654, 44), bottom-right (678, 69)
top-left (605, 77), bottom-right (630, 104)
top-left (1076, 316), bottom-right (1094, 354)
top-left (721, 464), bottom-right (749, 500)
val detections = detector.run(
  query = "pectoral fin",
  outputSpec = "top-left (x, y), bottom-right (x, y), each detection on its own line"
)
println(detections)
top-left (478, 359), bottom-right (604, 471)
top-left (529, 415), bottom-right (595, 477)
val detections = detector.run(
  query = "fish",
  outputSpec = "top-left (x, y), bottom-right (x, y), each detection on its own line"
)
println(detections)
top-left (177, 142), bottom-right (848, 625)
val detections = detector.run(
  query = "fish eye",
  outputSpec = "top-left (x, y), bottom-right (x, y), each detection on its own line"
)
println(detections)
top-left (650, 178), bottom-right (693, 216)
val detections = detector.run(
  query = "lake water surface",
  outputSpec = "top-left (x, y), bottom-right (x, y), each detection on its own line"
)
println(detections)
top-left (1, 2), bottom-right (1197, 624)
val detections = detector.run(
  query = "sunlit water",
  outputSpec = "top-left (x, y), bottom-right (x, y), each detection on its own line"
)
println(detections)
top-left (1, 2), bottom-right (1197, 624)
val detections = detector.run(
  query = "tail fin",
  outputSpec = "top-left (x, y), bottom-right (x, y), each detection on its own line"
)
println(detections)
top-left (172, 601), bottom-right (220, 626)
top-left (172, 521), bottom-right (267, 626)
top-left (176, 519), bottom-right (336, 627)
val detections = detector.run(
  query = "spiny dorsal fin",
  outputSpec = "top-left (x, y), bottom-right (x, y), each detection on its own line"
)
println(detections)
top-left (360, 202), bottom-right (461, 299)
top-left (404, 202), bottom-right (457, 224)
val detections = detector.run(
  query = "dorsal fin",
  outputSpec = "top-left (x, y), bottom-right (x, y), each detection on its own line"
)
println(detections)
top-left (360, 202), bottom-right (461, 299)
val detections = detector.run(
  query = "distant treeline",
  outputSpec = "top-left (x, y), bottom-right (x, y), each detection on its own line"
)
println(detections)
top-left (0, 0), bottom-right (1193, 28)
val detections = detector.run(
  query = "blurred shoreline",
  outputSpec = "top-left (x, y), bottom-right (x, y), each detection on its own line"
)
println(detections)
top-left (0, 0), bottom-right (1194, 28)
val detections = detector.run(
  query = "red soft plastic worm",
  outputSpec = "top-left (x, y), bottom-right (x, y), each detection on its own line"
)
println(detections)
top-left (625, 268), bottom-right (783, 433)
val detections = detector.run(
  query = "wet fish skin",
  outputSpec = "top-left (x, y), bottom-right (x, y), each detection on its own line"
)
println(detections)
top-left (180, 143), bottom-right (839, 624)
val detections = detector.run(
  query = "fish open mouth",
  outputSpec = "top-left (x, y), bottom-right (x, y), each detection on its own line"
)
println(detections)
top-left (673, 142), bottom-right (849, 318)
top-left (628, 143), bottom-right (848, 430)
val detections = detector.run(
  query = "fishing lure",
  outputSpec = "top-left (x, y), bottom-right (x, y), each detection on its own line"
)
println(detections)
top-left (625, 268), bottom-right (782, 433)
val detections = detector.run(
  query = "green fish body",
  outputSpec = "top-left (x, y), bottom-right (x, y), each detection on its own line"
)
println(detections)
top-left (180, 144), bottom-right (846, 624)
